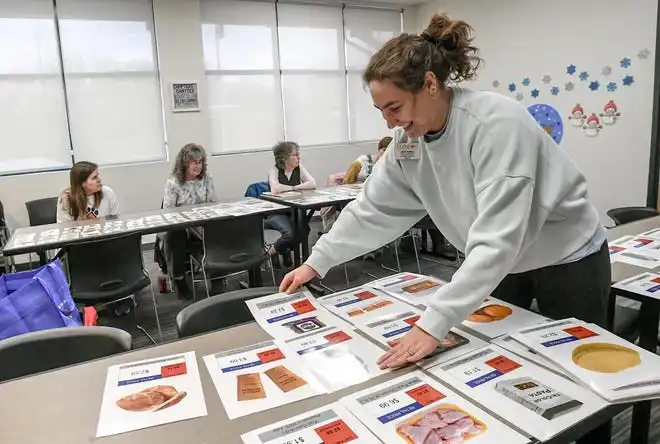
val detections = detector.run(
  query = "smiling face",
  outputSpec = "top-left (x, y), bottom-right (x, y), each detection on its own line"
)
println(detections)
top-left (82, 168), bottom-right (102, 195)
top-left (186, 157), bottom-right (203, 179)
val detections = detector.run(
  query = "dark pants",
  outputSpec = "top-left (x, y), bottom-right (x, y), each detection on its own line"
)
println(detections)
top-left (163, 229), bottom-right (202, 279)
top-left (492, 241), bottom-right (611, 327)
top-left (264, 214), bottom-right (297, 254)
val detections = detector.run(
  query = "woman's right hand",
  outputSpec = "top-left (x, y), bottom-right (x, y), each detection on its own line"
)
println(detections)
top-left (279, 265), bottom-right (318, 293)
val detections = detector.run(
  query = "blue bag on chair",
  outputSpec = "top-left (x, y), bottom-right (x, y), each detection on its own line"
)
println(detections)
top-left (0, 259), bottom-right (82, 340)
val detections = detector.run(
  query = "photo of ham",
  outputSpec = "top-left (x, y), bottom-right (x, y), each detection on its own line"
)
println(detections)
top-left (396, 405), bottom-right (486, 443)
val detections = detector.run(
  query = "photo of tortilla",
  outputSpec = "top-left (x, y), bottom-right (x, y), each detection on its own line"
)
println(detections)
top-left (402, 280), bottom-right (440, 294)
top-left (116, 385), bottom-right (187, 412)
top-left (396, 404), bottom-right (487, 444)
top-left (572, 343), bottom-right (641, 373)
top-left (467, 304), bottom-right (513, 323)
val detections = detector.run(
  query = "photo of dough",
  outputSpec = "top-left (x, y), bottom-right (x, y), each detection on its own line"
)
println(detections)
top-left (396, 404), bottom-right (486, 444)
top-left (467, 304), bottom-right (513, 323)
top-left (572, 343), bottom-right (641, 373)
top-left (264, 365), bottom-right (308, 393)
top-left (116, 385), bottom-right (187, 412)
top-left (402, 280), bottom-right (440, 294)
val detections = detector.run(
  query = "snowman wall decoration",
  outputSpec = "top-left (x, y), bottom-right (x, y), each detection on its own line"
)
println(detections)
top-left (582, 113), bottom-right (603, 137)
top-left (599, 100), bottom-right (621, 125)
top-left (568, 104), bottom-right (586, 127)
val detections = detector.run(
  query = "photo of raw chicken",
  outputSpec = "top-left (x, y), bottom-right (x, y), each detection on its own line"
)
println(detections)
top-left (396, 404), bottom-right (486, 443)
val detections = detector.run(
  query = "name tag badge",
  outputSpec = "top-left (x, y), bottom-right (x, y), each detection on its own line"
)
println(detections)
top-left (395, 140), bottom-right (420, 160)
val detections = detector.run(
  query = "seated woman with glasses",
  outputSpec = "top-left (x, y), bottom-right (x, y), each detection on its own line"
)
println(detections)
top-left (266, 141), bottom-right (316, 267)
top-left (162, 143), bottom-right (217, 299)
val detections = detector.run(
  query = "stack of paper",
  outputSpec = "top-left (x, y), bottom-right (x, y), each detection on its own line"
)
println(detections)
top-left (429, 345), bottom-right (608, 442)
top-left (203, 340), bottom-right (324, 419)
top-left (609, 235), bottom-right (660, 268)
top-left (369, 273), bottom-right (447, 308)
top-left (340, 370), bottom-right (529, 444)
top-left (512, 318), bottom-right (660, 402)
top-left (96, 352), bottom-right (207, 437)
top-left (460, 296), bottom-right (548, 340)
top-left (317, 286), bottom-right (414, 325)
top-left (279, 326), bottom-right (388, 392)
top-left (241, 403), bottom-right (381, 444)
top-left (245, 289), bottom-right (352, 340)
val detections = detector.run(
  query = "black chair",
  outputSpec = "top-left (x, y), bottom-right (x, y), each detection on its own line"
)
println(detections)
top-left (0, 326), bottom-right (131, 382)
top-left (0, 198), bottom-right (13, 273)
top-left (189, 215), bottom-right (272, 300)
top-left (66, 232), bottom-right (162, 344)
top-left (25, 197), bottom-right (58, 264)
top-left (607, 206), bottom-right (659, 226)
top-left (176, 286), bottom-right (279, 338)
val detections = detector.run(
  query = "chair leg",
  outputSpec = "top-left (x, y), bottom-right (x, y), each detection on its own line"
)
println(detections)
top-left (189, 257), bottom-right (197, 302)
top-left (148, 284), bottom-right (163, 343)
top-left (410, 230), bottom-right (422, 274)
top-left (201, 266), bottom-right (211, 299)
top-left (269, 257), bottom-right (277, 286)
top-left (343, 263), bottom-right (350, 289)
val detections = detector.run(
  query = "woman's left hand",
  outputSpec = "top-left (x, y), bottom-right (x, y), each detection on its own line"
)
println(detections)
top-left (377, 326), bottom-right (440, 369)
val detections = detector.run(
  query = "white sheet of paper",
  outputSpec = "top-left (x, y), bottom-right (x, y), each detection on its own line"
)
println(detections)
top-left (355, 310), bottom-right (424, 347)
top-left (429, 345), bottom-right (608, 442)
top-left (640, 227), bottom-right (660, 240)
top-left (491, 335), bottom-right (570, 378)
top-left (317, 286), bottom-right (415, 325)
top-left (340, 370), bottom-right (529, 444)
top-left (369, 272), bottom-right (447, 308)
top-left (96, 351), bottom-right (207, 438)
top-left (460, 296), bottom-right (549, 340)
top-left (608, 240), bottom-right (660, 268)
top-left (614, 272), bottom-right (660, 300)
top-left (241, 402), bottom-right (380, 444)
top-left (203, 340), bottom-right (324, 419)
top-left (279, 326), bottom-right (388, 392)
top-left (245, 289), bottom-right (353, 340)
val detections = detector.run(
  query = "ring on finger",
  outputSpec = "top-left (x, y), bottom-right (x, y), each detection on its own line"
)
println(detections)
top-left (407, 348), bottom-right (416, 357)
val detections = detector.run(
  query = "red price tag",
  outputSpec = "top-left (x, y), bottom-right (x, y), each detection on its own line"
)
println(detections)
top-left (401, 275), bottom-right (417, 281)
top-left (291, 299), bottom-right (315, 314)
top-left (564, 326), bottom-right (599, 339)
top-left (403, 315), bottom-right (420, 326)
top-left (314, 419), bottom-right (358, 444)
top-left (354, 290), bottom-right (376, 301)
top-left (406, 384), bottom-right (445, 406)
top-left (257, 348), bottom-right (285, 363)
top-left (485, 355), bottom-right (521, 374)
top-left (161, 362), bottom-right (187, 378)
top-left (324, 331), bottom-right (352, 344)
top-left (653, 277), bottom-right (660, 284)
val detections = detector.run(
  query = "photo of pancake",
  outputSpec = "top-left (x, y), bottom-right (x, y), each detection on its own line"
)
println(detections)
top-left (396, 404), bottom-right (486, 443)
top-left (467, 304), bottom-right (513, 323)
top-left (572, 343), bottom-right (641, 373)
top-left (116, 385), bottom-right (187, 412)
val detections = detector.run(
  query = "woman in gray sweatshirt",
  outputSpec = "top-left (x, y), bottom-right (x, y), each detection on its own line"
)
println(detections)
top-left (280, 13), bottom-right (610, 370)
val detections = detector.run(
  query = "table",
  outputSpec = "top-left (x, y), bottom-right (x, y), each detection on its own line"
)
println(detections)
top-left (2, 198), bottom-right (288, 260)
top-left (607, 215), bottom-right (660, 444)
top-left (0, 320), bottom-right (627, 444)
top-left (259, 185), bottom-right (361, 266)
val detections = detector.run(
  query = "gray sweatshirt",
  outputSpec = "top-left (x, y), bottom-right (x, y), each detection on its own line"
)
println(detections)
top-left (306, 87), bottom-right (602, 341)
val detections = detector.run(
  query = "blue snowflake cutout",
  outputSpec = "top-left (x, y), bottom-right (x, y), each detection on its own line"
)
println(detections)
top-left (551, 86), bottom-right (560, 96)
top-left (567, 64), bottom-right (577, 75)
top-left (508, 82), bottom-right (517, 92)
top-left (589, 81), bottom-right (600, 91)
top-left (607, 82), bottom-right (618, 92)
top-left (579, 71), bottom-right (589, 81)
top-left (531, 88), bottom-right (540, 99)
top-left (622, 75), bottom-right (635, 86)
top-left (620, 57), bottom-right (632, 68)
top-left (522, 78), bottom-right (531, 86)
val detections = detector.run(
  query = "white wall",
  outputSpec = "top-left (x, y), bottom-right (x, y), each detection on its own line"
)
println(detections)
top-left (412, 0), bottom-right (658, 219)
top-left (1, 0), bottom-right (411, 232)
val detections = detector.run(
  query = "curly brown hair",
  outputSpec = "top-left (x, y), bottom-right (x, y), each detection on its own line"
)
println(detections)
top-left (363, 13), bottom-right (482, 91)
top-left (172, 143), bottom-right (208, 184)
top-left (378, 136), bottom-right (393, 151)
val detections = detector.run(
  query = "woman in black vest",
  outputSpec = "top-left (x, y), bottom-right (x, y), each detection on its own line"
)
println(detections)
top-left (266, 141), bottom-right (316, 266)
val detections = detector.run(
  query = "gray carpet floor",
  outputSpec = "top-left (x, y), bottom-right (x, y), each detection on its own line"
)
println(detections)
top-left (96, 227), bottom-right (657, 444)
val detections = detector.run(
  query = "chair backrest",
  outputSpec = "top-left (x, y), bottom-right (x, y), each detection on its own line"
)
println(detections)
top-left (606, 206), bottom-right (660, 226)
top-left (0, 326), bottom-right (131, 382)
top-left (67, 232), bottom-right (148, 302)
top-left (25, 197), bottom-right (58, 226)
top-left (244, 181), bottom-right (270, 199)
top-left (176, 286), bottom-right (279, 338)
top-left (201, 215), bottom-right (267, 271)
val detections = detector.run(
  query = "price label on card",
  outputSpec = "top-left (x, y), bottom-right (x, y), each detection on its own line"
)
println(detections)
top-left (405, 384), bottom-right (445, 406)
top-left (324, 331), bottom-right (352, 344)
top-left (354, 291), bottom-right (376, 301)
top-left (257, 348), bottom-right (285, 364)
top-left (118, 356), bottom-right (187, 386)
top-left (534, 323), bottom-right (599, 347)
top-left (447, 350), bottom-right (521, 388)
top-left (314, 419), bottom-right (358, 444)
top-left (292, 299), bottom-right (315, 315)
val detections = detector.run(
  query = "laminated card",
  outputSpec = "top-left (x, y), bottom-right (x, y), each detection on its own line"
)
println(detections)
top-left (241, 403), bottom-right (381, 444)
top-left (512, 318), bottom-right (660, 403)
top-left (369, 273), bottom-right (447, 308)
top-left (608, 237), bottom-right (660, 269)
top-left (278, 326), bottom-right (388, 392)
top-left (318, 286), bottom-right (416, 325)
top-left (428, 345), bottom-right (608, 442)
top-left (96, 352), bottom-right (207, 437)
top-left (246, 289), bottom-right (352, 340)
top-left (460, 296), bottom-right (548, 340)
top-left (613, 272), bottom-right (660, 300)
top-left (340, 370), bottom-right (529, 444)
top-left (491, 335), bottom-right (570, 378)
top-left (203, 340), bottom-right (324, 419)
